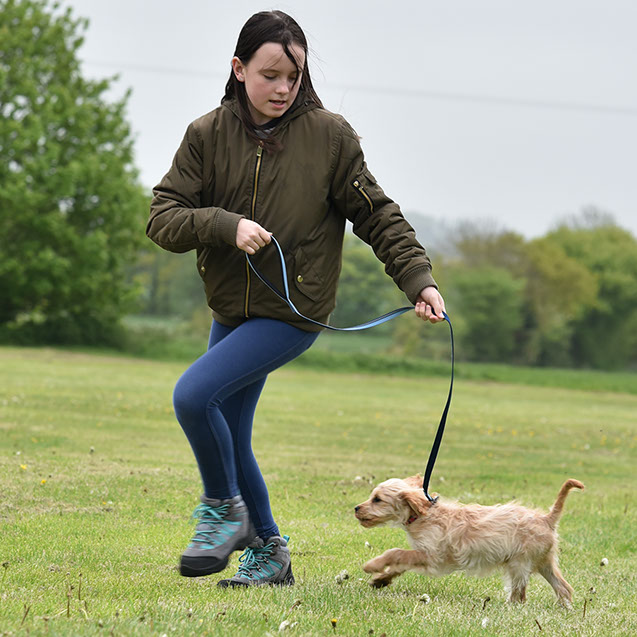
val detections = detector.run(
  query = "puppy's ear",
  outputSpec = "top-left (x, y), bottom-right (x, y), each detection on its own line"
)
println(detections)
top-left (400, 488), bottom-right (432, 518)
top-left (402, 474), bottom-right (424, 489)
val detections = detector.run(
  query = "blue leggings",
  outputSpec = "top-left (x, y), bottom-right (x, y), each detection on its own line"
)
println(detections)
top-left (172, 318), bottom-right (319, 539)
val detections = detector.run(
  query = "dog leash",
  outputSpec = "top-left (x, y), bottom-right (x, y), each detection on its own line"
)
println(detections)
top-left (246, 236), bottom-right (454, 503)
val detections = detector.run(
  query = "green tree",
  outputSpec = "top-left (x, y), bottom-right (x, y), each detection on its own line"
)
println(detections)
top-left (521, 237), bottom-right (597, 366)
top-left (545, 212), bottom-right (637, 369)
top-left (331, 233), bottom-right (403, 329)
top-left (447, 265), bottom-right (525, 362)
top-left (0, 0), bottom-right (147, 344)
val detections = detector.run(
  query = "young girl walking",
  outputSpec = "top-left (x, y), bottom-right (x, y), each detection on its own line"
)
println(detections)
top-left (147, 9), bottom-right (446, 588)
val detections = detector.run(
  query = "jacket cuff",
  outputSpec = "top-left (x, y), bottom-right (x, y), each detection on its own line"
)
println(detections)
top-left (400, 266), bottom-right (438, 304)
top-left (208, 209), bottom-right (245, 247)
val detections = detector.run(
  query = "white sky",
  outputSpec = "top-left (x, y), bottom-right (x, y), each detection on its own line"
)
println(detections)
top-left (65, 0), bottom-right (637, 239)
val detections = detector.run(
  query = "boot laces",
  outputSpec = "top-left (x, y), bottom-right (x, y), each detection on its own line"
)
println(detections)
top-left (236, 542), bottom-right (276, 580)
top-left (190, 503), bottom-right (231, 545)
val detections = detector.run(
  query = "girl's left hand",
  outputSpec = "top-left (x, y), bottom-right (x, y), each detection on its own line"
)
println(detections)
top-left (415, 287), bottom-right (446, 323)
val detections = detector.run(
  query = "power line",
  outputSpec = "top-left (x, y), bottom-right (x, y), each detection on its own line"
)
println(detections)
top-left (82, 58), bottom-right (637, 117)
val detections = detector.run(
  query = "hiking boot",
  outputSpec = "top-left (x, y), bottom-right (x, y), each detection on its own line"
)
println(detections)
top-left (217, 535), bottom-right (295, 588)
top-left (179, 495), bottom-right (254, 577)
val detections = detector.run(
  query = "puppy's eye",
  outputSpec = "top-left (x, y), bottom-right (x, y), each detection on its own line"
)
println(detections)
top-left (372, 496), bottom-right (382, 503)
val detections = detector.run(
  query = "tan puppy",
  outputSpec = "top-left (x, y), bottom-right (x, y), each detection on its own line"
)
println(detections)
top-left (355, 476), bottom-right (584, 605)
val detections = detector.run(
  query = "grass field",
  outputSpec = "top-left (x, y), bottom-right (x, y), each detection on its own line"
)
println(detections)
top-left (0, 346), bottom-right (636, 636)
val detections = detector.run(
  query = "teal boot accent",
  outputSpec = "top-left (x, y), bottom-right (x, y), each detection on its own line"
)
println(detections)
top-left (179, 495), bottom-right (254, 577)
top-left (217, 535), bottom-right (294, 588)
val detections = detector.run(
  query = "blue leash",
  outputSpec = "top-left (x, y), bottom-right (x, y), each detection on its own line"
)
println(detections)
top-left (246, 237), bottom-right (454, 503)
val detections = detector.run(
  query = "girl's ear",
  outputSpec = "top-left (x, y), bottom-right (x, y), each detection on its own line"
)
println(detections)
top-left (231, 57), bottom-right (245, 82)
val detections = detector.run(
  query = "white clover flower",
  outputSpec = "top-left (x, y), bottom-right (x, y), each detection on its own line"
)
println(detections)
top-left (335, 570), bottom-right (349, 583)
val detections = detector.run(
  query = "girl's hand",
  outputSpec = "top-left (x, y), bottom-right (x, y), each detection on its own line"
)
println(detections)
top-left (236, 219), bottom-right (272, 255)
top-left (415, 286), bottom-right (446, 323)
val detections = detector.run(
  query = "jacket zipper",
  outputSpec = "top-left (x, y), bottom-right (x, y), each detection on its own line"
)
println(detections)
top-left (352, 179), bottom-right (374, 214)
top-left (244, 145), bottom-right (264, 317)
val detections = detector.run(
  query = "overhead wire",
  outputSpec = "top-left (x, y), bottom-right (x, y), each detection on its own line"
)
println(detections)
top-left (82, 58), bottom-right (637, 117)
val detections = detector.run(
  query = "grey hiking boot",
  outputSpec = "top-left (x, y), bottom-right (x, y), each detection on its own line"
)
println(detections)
top-left (179, 495), bottom-right (255, 577)
top-left (217, 535), bottom-right (295, 588)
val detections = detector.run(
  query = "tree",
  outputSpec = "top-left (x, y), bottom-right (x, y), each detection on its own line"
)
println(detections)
top-left (448, 266), bottom-right (525, 362)
top-left (521, 237), bottom-right (597, 366)
top-left (544, 212), bottom-right (637, 369)
top-left (0, 0), bottom-right (147, 344)
top-left (330, 233), bottom-right (403, 329)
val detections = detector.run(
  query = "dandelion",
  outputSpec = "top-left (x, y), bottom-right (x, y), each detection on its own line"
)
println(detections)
top-left (40, 479), bottom-right (47, 486)
top-left (330, 618), bottom-right (338, 631)
top-left (335, 570), bottom-right (349, 584)
top-left (20, 464), bottom-right (27, 471)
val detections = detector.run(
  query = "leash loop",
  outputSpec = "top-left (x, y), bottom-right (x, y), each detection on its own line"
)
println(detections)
top-left (245, 237), bottom-right (454, 502)
top-left (246, 237), bottom-right (414, 331)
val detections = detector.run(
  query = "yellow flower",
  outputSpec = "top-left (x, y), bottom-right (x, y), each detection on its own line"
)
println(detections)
top-left (20, 464), bottom-right (27, 470)
top-left (40, 479), bottom-right (47, 486)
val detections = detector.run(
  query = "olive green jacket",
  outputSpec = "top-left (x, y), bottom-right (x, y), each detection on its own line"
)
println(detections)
top-left (147, 96), bottom-right (437, 331)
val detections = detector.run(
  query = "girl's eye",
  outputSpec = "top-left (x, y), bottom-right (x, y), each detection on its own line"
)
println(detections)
top-left (263, 75), bottom-right (276, 80)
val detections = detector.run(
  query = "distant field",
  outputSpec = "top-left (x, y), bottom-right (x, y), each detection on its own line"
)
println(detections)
top-left (0, 346), bottom-right (635, 635)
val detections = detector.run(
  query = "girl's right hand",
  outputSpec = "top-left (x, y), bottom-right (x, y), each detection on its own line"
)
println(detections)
top-left (236, 218), bottom-right (272, 255)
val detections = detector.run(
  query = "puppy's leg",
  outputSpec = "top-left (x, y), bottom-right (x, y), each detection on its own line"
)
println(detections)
top-left (538, 555), bottom-right (574, 608)
top-left (504, 560), bottom-right (532, 603)
top-left (363, 548), bottom-right (429, 588)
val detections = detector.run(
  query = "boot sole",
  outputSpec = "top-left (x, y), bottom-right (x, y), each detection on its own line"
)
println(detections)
top-left (179, 532), bottom-right (254, 577)
top-left (217, 564), bottom-right (295, 588)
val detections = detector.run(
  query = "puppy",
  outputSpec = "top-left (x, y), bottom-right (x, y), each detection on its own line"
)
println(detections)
top-left (354, 476), bottom-right (584, 605)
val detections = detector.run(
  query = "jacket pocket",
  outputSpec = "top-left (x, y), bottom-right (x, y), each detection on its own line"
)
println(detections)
top-left (351, 177), bottom-right (375, 215)
top-left (196, 247), bottom-right (210, 278)
top-left (292, 245), bottom-right (324, 302)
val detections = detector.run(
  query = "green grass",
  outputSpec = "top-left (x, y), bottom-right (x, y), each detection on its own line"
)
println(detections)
top-left (0, 346), bottom-right (636, 635)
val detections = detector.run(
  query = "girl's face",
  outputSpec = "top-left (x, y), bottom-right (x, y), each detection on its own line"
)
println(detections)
top-left (232, 42), bottom-right (305, 126)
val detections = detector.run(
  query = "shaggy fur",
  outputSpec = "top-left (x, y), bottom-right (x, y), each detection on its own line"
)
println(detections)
top-left (354, 476), bottom-right (584, 605)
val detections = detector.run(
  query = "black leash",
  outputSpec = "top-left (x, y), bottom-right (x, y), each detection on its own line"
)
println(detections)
top-left (246, 237), bottom-right (454, 503)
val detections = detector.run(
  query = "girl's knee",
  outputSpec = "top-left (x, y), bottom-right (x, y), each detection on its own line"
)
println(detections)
top-left (173, 376), bottom-right (205, 424)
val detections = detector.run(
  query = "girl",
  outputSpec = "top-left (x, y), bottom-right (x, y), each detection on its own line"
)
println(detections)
top-left (147, 10), bottom-right (445, 588)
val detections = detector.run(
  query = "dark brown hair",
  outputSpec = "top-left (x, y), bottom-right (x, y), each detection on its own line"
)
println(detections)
top-left (224, 10), bottom-right (323, 151)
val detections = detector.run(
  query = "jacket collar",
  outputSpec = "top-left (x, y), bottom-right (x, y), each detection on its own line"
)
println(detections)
top-left (221, 90), bottom-right (318, 130)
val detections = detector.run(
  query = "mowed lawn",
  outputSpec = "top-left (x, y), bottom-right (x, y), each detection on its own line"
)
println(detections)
top-left (0, 346), bottom-right (635, 636)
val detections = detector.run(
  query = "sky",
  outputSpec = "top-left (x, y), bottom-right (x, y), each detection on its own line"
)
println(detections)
top-left (64, 0), bottom-right (637, 241)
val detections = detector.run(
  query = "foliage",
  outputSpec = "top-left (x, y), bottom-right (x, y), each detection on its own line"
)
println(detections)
top-left (130, 244), bottom-right (202, 317)
top-left (391, 210), bottom-right (637, 370)
top-left (448, 265), bottom-right (525, 362)
top-left (544, 218), bottom-right (637, 369)
top-left (1, 347), bottom-right (635, 635)
top-left (0, 0), bottom-right (147, 345)
top-left (330, 233), bottom-right (404, 329)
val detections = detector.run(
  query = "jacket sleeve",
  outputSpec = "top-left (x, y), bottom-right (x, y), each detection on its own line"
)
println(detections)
top-left (146, 122), bottom-right (244, 253)
top-left (329, 117), bottom-right (437, 304)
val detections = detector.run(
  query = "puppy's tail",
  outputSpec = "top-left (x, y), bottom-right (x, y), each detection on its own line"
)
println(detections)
top-left (546, 479), bottom-right (585, 528)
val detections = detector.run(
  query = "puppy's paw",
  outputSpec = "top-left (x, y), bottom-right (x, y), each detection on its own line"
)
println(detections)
top-left (370, 574), bottom-right (392, 588)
